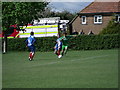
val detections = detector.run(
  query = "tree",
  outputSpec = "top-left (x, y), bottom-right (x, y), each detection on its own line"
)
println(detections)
top-left (99, 15), bottom-right (120, 35)
top-left (2, 2), bottom-right (49, 53)
top-left (41, 8), bottom-right (76, 21)
top-left (54, 10), bottom-right (76, 21)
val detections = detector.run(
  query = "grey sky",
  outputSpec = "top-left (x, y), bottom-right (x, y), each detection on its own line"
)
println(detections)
top-left (48, 0), bottom-right (94, 13)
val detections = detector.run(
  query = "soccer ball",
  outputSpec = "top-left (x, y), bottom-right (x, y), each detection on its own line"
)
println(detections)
top-left (58, 55), bottom-right (62, 58)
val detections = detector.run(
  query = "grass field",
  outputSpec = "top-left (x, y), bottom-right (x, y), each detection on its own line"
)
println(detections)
top-left (2, 49), bottom-right (118, 88)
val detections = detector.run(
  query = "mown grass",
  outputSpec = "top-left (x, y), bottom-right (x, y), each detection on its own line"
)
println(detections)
top-left (2, 49), bottom-right (118, 88)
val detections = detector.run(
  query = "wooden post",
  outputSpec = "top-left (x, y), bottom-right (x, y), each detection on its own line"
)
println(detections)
top-left (3, 32), bottom-right (7, 54)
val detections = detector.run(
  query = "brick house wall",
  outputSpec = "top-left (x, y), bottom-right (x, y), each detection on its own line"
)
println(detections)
top-left (69, 1), bottom-right (120, 35)
top-left (71, 15), bottom-right (113, 34)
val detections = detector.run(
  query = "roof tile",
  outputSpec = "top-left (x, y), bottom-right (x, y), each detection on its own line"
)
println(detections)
top-left (80, 2), bottom-right (120, 13)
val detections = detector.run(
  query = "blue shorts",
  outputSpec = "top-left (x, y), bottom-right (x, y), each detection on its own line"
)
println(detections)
top-left (28, 46), bottom-right (35, 52)
top-left (55, 43), bottom-right (62, 51)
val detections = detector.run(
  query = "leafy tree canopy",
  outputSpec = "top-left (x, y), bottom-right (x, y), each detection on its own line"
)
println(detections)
top-left (42, 7), bottom-right (76, 21)
top-left (2, 2), bottom-right (49, 31)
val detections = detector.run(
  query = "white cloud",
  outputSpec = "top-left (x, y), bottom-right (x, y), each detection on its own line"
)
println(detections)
top-left (49, 2), bottom-right (92, 13)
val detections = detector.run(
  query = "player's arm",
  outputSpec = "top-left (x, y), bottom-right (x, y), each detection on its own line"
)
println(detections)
top-left (59, 36), bottom-right (65, 41)
top-left (54, 43), bottom-right (57, 49)
top-left (68, 35), bottom-right (77, 37)
top-left (25, 39), bottom-right (28, 47)
top-left (72, 35), bottom-right (77, 37)
top-left (66, 35), bottom-right (77, 39)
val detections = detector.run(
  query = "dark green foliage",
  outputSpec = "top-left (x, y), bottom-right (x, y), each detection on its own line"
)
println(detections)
top-left (35, 37), bottom-right (57, 52)
top-left (69, 34), bottom-right (119, 50)
top-left (43, 9), bottom-right (76, 21)
top-left (2, 2), bottom-right (49, 53)
top-left (52, 10), bottom-right (76, 21)
top-left (7, 38), bottom-right (27, 51)
top-left (7, 34), bottom-right (119, 51)
top-left (99, 18), bottom-right (120, 35)
top-left (2, 2), bottom-right (49, 31)
top-left (7, 37), bottom-right (57, 52)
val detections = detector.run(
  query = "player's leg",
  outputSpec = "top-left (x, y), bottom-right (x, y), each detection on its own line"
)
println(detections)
top-left (57, 44), bottom-right (62, 58)
top-left (29, 52), bottom-right (32, 60)
top-left (31, 52), bottom-right (35, 60)
top-left (54, 46), bottom-right (59, 56)
top-left (58, 49), bottom-right (62, 58)
top-left (54, 44), bottom-right (59, 56)
top-left (61, 45), bottom-right (65, 56)
top-left (28, 46), bottom-right (32, 61)
top-left (54, 49), bottom-right (58, 55)
top-left (57, 50), bottom-right (60, 56)
top-left (31, 46), bottom-right (35, 60)
top-left (64, 46), bottom-right (68, 55)
top-left (54, 49), bottom-right (62, 58)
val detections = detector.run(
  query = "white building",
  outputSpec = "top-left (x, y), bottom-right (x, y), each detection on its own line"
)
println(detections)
top-left (33, 17), bottom-right (69, 30)
top-left (33, 17), bottom-right (60, 25)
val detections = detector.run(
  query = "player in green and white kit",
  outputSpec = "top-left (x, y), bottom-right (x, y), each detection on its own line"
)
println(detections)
top-left (59, 32), bottom-right (74, 56)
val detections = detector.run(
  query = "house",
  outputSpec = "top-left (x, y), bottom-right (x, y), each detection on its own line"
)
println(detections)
top-left (69, 0), bottom-right (120, 35)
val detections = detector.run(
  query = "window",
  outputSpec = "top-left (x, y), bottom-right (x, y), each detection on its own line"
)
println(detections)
top-left (94, 15), bottom-right (102, 24)
top-left (115, 15), bottom-right (120, 22)
top-left (81, 16), bottom-right (86, 24)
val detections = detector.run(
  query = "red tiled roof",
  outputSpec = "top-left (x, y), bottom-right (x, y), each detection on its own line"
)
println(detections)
top-left (80, 1), bottom-right (120, 14)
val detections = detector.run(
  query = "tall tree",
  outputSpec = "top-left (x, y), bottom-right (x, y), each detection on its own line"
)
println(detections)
top-left (54, 10), bottom-right (76, 21)
top-left (2, 2), bottom-right (49, 53)
top-left (41, 8), bottom-right (76, 21)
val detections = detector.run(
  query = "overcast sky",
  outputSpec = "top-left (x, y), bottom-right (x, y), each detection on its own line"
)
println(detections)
top-left (48, 0), bottom-right (94, 13)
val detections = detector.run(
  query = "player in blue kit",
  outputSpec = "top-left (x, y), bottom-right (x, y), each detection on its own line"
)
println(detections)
top-left (54, 38), bottom-right (62, 58)
top-left (25, 31), bottom-right (36, 61)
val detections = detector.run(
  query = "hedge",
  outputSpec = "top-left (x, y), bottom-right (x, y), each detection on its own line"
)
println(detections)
top-left (7, 36), bottom-right (57, 52)
top-left (69, 34), bottom-right (119, 50)
top-left (6, 34), bottom-right (119, 51)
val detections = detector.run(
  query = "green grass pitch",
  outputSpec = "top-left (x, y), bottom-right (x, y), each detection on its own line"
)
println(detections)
top-left (3, 49), bottom-right (118, 88)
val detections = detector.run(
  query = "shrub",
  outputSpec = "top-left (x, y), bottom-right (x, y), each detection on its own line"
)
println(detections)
top-left (7, 34), bottom-right (119, 51)
top-left (69, 34), bottom-right (119, 50)
top-left (99, 16), bottom-right (120, 35)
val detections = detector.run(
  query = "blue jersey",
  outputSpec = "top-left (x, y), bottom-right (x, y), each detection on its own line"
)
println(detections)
top-left (55, 38), bottom-right (62, 50)
top-left (25, 35), bottom-right (36, 46)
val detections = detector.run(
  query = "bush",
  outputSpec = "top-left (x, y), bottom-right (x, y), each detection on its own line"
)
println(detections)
top-left (7, 34), bottom-right (119, 51)
top-left (99, 17), bottom-right (120, 34)
top-left (69, 34), bottom-right (119, 50)
top-left (7, 37), bottom-right (57, 52)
